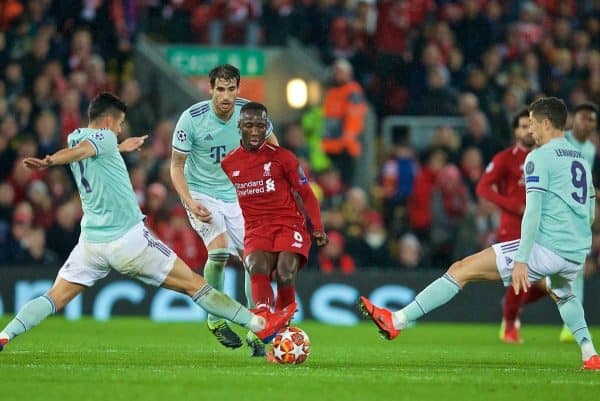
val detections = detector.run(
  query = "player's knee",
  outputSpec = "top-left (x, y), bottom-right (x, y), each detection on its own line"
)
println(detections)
top-left (446, 260), bottom-right (469, 285)
top-left (553, 292), bottom-right (575, 305)
top-left (208, 248), bottom-right (229, 269)
top-left (276, 265), bottom-right (297, 286)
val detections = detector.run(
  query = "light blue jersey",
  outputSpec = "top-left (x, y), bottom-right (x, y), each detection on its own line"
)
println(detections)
top-left (519, 137), bottom-right (594, 264)
top-left (67, 128), bottom-right (143, 243)
top-left (172, 98), bottom-right (273, 202)
top-left (565, 130), bottom-right (596, 167)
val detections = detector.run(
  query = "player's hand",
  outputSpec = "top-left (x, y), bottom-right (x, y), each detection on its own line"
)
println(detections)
top-left (313, 231), bottom-right (328, 247)
top-left (512, 262), bottom-right (530, 295)
top-left (188, 201), bottom-right (212, 223)
top-left (119, 135), bottom-right (148, 153)
top-left (23, 155), bottom-right (52, 170)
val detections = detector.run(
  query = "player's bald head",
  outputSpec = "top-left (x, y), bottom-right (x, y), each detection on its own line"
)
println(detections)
top-left (240, 102), bottom-right (268, 120)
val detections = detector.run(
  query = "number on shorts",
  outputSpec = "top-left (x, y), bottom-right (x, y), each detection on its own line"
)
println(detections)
top-left (293, 231), bottom-right (303, 242)
top-left (570, 160), bottom-right (587, 204)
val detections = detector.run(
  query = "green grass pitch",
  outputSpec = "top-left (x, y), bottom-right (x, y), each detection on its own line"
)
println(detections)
top-left (0, 317), bottom-right (598, 401)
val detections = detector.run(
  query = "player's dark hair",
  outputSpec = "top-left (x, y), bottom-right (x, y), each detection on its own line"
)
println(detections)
top-left (240, 102), bottom-right (268, 116)
top-left (512, 108), bottom-right (530, 129)
top-left (209, 64), bottom-right (241, 88)
top-left (528, 97), bottom-right (567, 130)
top-left (88, 92), bottom-right (127, 122)
top-left (573, 102), bottom-right (599, 116)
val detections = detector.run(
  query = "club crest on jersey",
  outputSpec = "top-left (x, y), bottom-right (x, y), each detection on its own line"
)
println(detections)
top-left (92, 131), bottom-right (105, 141)
top-left (525, 161), bottom-right (534, 174)
top-left (176, 130), bottom-right (187, 142)
top-left (263, 162), bottom-right (272, 177)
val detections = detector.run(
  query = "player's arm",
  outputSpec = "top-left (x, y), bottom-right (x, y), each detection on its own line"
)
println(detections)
top-left (476, 154), bottom-right (524, 214)
top-left (285, 156), bottom-right (328, 246)
top-left (170, 150), bottom-right (212, 223)
top-left (118, 135), bottom-right (148, 153)
top-left (513, 153), bottom-right (547, 294)
top-left (170, 112), bottom-right (212, 222)
top-left (23, 140), bottom-right (96, 170)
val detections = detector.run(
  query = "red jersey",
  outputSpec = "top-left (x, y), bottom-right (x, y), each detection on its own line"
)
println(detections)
top-left (476, 144), bottom-right (530, 242)
top-left (221, 142), bottom-right (324, 233)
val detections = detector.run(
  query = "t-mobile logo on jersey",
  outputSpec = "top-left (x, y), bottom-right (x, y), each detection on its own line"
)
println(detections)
top-left (210, 146), bottom-right (227, 163)
top-left (266, 178), bottom-right (275, 192)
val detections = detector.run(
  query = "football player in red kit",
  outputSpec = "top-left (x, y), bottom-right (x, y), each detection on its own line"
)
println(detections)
top-left (222, 102), bottom-right (328, 319)
top-left (476, 108), bottom-right (545, 343)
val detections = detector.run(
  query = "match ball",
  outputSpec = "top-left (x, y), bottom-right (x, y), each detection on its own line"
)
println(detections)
top-left (271, 326), bottom-right (310, 364)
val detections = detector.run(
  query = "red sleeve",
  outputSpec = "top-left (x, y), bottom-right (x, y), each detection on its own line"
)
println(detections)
top-left (475, 153), bottom-right (523, 214)
top-left (282, 151), bottom-right (324, 232)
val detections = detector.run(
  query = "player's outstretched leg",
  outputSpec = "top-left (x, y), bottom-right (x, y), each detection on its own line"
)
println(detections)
top-left (560, 271), bottom-right (584, 344)
top-left (163, 257), bottom-right (295, 343)
top-left (0, 295), bottom-right (56, 352)
top-left (359, 248), bottom-right (501, 340)
top-left (203, 249), bottom-right (242, 349)
top-left (0, 278), bottom-right (84, 352)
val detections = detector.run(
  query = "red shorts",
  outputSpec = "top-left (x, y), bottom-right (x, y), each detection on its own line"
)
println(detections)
top-left (245, 224), bottom-right (312, 267)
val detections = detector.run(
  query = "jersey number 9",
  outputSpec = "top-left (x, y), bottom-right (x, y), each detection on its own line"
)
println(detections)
top-left (570, 160), bottom-right (587, 205)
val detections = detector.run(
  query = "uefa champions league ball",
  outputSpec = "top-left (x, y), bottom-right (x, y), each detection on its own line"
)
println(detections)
top-left (271, 326), bottom-right (311, 364)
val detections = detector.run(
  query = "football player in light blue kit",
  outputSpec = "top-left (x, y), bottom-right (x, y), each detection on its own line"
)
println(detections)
top-left (0, 92), bottom-right (295, 352)
top-left (559, 102), bottom-right (598, 343)
top-left (170, 64), bottom-right (278, 356)
top-left (359, 97), bottom-right (600, 370)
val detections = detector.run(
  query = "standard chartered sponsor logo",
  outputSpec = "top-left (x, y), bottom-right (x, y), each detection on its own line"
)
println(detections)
top-left (235, 178), bottom-right (276, 195)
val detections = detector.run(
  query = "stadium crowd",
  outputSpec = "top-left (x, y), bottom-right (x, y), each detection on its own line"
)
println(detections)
top-left (0, 0), bottom-right (599, 276)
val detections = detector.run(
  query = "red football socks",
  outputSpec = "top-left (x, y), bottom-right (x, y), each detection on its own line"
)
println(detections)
top-left (250, 274), bottom-right (274, 310)
top-left (275, 285), bottom-right (296, 311)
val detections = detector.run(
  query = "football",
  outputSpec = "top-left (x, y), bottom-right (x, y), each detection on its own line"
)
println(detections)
top-left (271, 326), bottom-right (311, 364)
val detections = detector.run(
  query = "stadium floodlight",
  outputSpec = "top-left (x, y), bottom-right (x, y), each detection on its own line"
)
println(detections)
top-left (286, 78), bottom-right (308, 109)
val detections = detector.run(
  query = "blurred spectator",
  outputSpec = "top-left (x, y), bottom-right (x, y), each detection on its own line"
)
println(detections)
top-left (430, 164), bottom-right (471, 265)
top-left (46, 200), bottom-right (80, 261)
top-left (120, 79), bottom-right (155, 136)
top-left (378, 138), bottom-right (418, 223)
top-left (208, 0), bottom-right (262, 46)
top-left (348, 210), bottom-right (393, 268)
top-left (321, 59), bottom-right (367, 185)
top-left (316, 167), bottom-right (344, 210)
top-left (408, 68), bottom-right (458, 115)
top-left (34, 110), bottom-right (60, 156)
top-left (407, 147), bottom-right (447, 239)
top-left (12, 227), bottom-right (58, 266)
top-left (460, 111), bottom-right (501, 164)
top-left (159, 206), bottom-right (207, 269)
top-left (395, 233), bottom-right (423, 270)
top-left (318, 230), bottom-right (355, 275)
top-left (27, 180), bottom-right (54, 229)
top-left (143, 182), bottom-right (170, 234)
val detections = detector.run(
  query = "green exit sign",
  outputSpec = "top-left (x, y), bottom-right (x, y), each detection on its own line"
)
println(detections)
top-left (165, 47), bottom-right (265, 76)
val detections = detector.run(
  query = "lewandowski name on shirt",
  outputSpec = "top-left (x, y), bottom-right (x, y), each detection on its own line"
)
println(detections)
top-left (554, 149), bottom-right (583, 159)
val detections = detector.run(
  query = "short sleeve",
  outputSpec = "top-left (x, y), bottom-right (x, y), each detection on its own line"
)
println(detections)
top-left (524, 150), bottom-right (549, 194)
top-left (86, 130), bottom-right (117, 156)
top-left (172, 111), bottom-right (193, 154)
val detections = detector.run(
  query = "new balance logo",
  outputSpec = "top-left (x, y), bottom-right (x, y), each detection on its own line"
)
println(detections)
top-left (505, 256), bottom-right (513, 266)
top-left (203, 133), bottom-right (214, 140)
top-left (266, 178), bottom-right (275, 192)
top-left (232, 171), bottom-right (240, 177)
